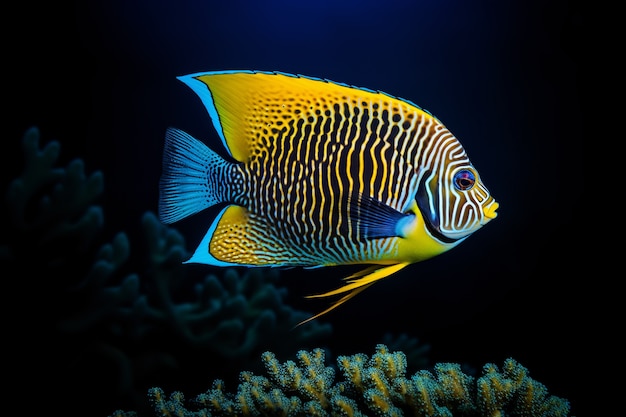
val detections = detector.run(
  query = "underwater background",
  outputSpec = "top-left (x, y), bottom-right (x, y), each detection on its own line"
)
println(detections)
top-left (6, 0), bottom-right (585, 416)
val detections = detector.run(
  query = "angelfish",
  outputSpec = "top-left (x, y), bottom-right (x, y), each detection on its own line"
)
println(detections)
top-left (159, 70), bottom-right (499, 325)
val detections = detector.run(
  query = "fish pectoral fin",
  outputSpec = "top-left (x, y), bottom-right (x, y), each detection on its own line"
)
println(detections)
top-left (348, 194), bottom-right (413, 239)
top-left (296, 263), bottom-right (409, 327)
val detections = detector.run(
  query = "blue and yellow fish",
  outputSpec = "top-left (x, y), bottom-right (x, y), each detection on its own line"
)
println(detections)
top-left (159, 70), bottom-right (499, 324)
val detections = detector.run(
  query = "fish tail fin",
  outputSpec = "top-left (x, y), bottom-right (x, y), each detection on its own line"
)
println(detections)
top-left (295, 263), bottom-right (410, 327)
top-left (159, 127), bottom-right (230, 224)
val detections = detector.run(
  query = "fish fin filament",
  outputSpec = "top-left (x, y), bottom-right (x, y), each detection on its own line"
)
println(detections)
top-left (296, 263), bottom-right (409, 326)
top-left (296, 283), bottom-right (375, 327)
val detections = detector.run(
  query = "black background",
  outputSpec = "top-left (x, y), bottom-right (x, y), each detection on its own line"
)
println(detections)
top-left (6, 1), bottom-right (586, 416)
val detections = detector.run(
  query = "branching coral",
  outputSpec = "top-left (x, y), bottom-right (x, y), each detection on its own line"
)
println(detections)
top-left (1, 127), bottom-right (333, 415)
top-left (1, 126), bottom-right (104, 269)
top-left (381, 333), bottom-right (430, 373)
top-left (111, 344), bottom-right (571, 417)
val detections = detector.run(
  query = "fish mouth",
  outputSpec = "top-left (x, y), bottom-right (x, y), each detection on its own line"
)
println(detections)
top-left (483, 200), bottom-right (499, 221)
top-left (416, 172), bottom-right (498, 242)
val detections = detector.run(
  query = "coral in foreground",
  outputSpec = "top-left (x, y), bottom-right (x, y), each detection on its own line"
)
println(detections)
top-left (111, 344), bottom-right (571, 417)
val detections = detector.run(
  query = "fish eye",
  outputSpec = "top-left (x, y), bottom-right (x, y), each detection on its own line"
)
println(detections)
top-left (453, 169), bottom-right (475, 191)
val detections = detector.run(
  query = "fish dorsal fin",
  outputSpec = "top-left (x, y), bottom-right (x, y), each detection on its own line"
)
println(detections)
top-left (297, 263), bottom-right (409, 326)
top-left (177, 70), bottom-right (434, 163)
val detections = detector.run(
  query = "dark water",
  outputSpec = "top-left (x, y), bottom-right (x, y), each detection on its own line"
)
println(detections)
top-left (6, 1), bottom-right (585, 416)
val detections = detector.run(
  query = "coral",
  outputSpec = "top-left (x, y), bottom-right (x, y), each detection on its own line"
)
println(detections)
top-left (1, 126), bottom-right (104, 270)
top-left (1, 127), bottom-right (332, 416)
top-left (381, 333), bottom-right (430, 372)
top-left (111, 344), bottom-right (571, 417)
top-left (57, 210), bottom-right (332, 357)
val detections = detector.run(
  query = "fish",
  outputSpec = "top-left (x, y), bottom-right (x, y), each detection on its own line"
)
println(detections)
top-left (159, 70), bottom-right (499, 325)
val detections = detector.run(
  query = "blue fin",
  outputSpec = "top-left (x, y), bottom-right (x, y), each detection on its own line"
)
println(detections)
top-left (350, 194), bottom-right (415, 239)
top-left (159, 127), bottom-right (230, 224)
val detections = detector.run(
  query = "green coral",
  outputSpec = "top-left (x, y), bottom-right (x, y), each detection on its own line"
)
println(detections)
top-left (1, 127), bottom-right (332, 415)
top-left (111, 344), bottom-right (571, 417)
top-left (1, 126), bottom-right (104, 267)
top-left (381, 333), bottom-right (430, 372)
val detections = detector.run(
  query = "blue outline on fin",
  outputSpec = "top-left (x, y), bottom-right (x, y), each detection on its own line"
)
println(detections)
top-left (177, 70), bottom-right (435, 133)
top-left (177, 73), bottom-right (229, 155)
top-left (184, 205), bottom-right (241, 267)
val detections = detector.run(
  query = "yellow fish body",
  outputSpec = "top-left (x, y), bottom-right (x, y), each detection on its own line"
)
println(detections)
top-left (159, 70), bottom-right (499, 324)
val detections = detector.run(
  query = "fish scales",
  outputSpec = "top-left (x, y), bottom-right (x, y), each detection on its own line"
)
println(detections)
top-left (236, 92), bottom-right (415, 265)
top-left (159, 70), bottom-right (499, 323)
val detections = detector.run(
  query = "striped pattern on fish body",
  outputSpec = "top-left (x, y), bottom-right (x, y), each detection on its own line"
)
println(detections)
top-left (159, 70), bottom-right (499, 323)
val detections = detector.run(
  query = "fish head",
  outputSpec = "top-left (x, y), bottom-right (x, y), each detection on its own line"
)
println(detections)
top-left (415, 138), bottom-right (498, 245)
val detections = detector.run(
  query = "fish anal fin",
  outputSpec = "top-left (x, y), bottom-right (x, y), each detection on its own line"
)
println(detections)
top-left (296, 263), bottom-right (409, 326)
top-left (188, 204), bottom-right (276, 266)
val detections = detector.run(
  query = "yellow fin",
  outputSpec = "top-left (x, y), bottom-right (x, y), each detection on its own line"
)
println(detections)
top-left (188, 204), bottom-right (291, 267)
top-left (179, 70), bottom-right (434, 163)
top-left (296, 263), bottom-right (409, 326)
top-left (296, 282), bottom-right (376, 327)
